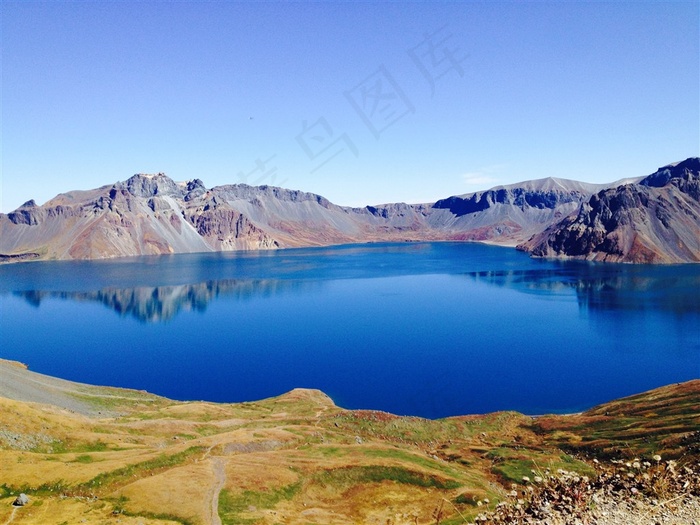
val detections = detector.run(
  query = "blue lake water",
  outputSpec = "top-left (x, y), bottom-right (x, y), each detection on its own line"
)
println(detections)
top-left (1, 242), bottom-right (698, 419)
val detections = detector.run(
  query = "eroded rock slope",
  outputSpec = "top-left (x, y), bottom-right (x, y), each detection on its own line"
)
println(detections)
top-left (3, 161), bottom-right (697, 262)
top-left (518, 158), bottom-right (700, 263)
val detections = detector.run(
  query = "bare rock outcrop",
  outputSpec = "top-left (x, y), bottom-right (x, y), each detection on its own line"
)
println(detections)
top-left (121, 172), bottom-right (184, 199)
top-left (0, 173), bottom-right (280, 260)
top-left (2, 159), bottom-right (698, 263)
top-left (12, 493), bottom-right (29, 507)
top-left (186, 201), bottom-right (280, 250)
top-left (518, 158), bottom-right (700, 263)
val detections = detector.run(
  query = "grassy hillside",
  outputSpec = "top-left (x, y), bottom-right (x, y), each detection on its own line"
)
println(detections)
top-left (0, 361), bottom-right (698, 524)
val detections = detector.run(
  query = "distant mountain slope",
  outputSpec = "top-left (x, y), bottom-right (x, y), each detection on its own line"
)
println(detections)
top-left (518, 158), bottom-right (700, 263)
top-left (1, 161), bottom-right (696, 262)
top-left (0, 173), bottom-right (609, 261)
top-left (426, 177), bottom-right (630, 244)
top-left (1, 175), bottom-right (278, 261)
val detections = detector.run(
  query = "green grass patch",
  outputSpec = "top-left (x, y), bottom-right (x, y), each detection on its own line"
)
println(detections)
top-left (194, 425), bottom-right (221, 437)
top-left (491, 458), bottom-right (537, 483)
top-left (219, 482), bottom-right (302, 525)
top-left (75, 446), bottom-right (204, 494)
top-left (67, 393), bottom-right (133, 411)
top-left (110, 495), bottom-right (130, 513)
top-left (454, 488), bottom-right (491, 506)
top-left (51, 439), bottom-right (110, 454)
top-left (318, 446), bottom-right (344, 457)
top-left (0, 480), bottom-right (69, 497)
top-left (121, 510), bottom-right (195, 525)
top-left (487, 448), bottom-right (594, 483)
top-left (361, 447), bottom-right (464, 478)
top-left (316, 465), bottom-right (461, 490)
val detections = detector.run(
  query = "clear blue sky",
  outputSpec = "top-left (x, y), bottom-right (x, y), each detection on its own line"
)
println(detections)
top-left (2, 1), bottom-right (698, 212)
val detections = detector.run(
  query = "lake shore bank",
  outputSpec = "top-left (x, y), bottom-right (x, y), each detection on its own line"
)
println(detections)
top-left (1, 358), bottom-right (698, 524)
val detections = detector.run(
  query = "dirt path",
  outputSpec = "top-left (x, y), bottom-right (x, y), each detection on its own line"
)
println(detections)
top-left (209, 457), bottom-right (226, 525)
top-left (2, 507), bottom-right (17, 525)
top-left (201, 443), bottom-right (226, 525)
top-left (314, 405), bottom-right (329, 426)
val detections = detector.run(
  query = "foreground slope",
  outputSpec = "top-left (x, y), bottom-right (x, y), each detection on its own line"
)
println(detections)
top-left (1, 172), bottom-right (621, 262)
top-left (518, 158), bottom-right (700, 263)
top-left (0, 359), bottom-right (698, 525)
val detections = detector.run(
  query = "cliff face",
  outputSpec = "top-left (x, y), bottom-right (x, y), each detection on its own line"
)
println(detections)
top-left (433, 184), bottom-right (582, 216)
top-left (518, 159), bottom-right (700, 263)
top-left (426, 178), bottom-right (616, 244)
top-left (0, 173), bottom-right (279, 260)
top-left (2, 160), bottom-right (698, 263)
top-left (1, 173), bottom-right (602, 261)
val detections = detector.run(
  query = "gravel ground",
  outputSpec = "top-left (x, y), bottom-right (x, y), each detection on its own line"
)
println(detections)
top-left (587, 494), bottom-right (700, 525)
top-left (0, 359), bottom-right (100, 416)
top-left (482, 494), bottom-right (700, 524)
top-left (470, 459), bottom-right (700, 525)
top-left (468, 493), bottom-right (700, 525)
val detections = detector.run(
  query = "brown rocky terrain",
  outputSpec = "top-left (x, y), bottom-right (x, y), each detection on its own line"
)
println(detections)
top-left (0, 359), bottom-right (698, 524)
top-left (3, 158), bottom-right (698, 264)
top-left (518, 158), bottom-right (700, 263)
top-left (0, 170), bottom-right (633, 262)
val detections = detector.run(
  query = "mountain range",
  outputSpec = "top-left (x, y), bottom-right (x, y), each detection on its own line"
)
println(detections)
top-left (2, 157), bottom-right (698, 263)
top-left (518, 157), bottom-right (700, 263)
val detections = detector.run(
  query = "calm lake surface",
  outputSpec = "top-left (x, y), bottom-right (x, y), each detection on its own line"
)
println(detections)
top-left (1, 242), bottom-right (698, 418)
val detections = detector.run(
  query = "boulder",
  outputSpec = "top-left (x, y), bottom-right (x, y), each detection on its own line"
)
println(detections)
top-left (13, 493), bottom-right (29, 506)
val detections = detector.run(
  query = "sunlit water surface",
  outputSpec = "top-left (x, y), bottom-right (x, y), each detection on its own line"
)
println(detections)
top-left (1, 242), bottom-right (698, 418)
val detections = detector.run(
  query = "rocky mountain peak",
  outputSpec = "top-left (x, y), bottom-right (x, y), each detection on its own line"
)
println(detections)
top-left (122, 173), bottom-right (183, 198)
top-left (518, 157), bottom-right (700, 263)
top-left (212, 183), bottom-right (332, 208)
top-left (2, 158), bottom-right (698, 263)
top-left (186, 179), bottom-right (206, 192)
top-left (641, 157), bottom-right (700, 188)
top-left (184, 178), bottom-right (207, 201)
top-left (433, 181), bottom-right (587, 217)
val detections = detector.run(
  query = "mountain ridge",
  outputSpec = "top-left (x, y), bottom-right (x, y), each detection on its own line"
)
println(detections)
top-left (2, 159), bottom-right (698, 263)
top-left (518, 158), bottom-right (700, 263)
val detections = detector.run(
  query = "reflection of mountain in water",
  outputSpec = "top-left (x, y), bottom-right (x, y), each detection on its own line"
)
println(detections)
top-left (16, 279), bottom-right (317, 322)
top-left (468, 264), bottom-right (700, 315)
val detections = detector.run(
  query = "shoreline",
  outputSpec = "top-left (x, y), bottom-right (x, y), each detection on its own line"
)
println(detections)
top-left (1, 358), bottom-right (698, 524)
top-left (0, 358), bottom-right (694, 423)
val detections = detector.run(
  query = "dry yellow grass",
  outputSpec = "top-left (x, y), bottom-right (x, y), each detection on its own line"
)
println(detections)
top-left (1, 361), bottom-right (698, 525)
top-left (117, 462), bottom-right (215, 523)
top-left (0, 495), bottom-right (183, 525)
